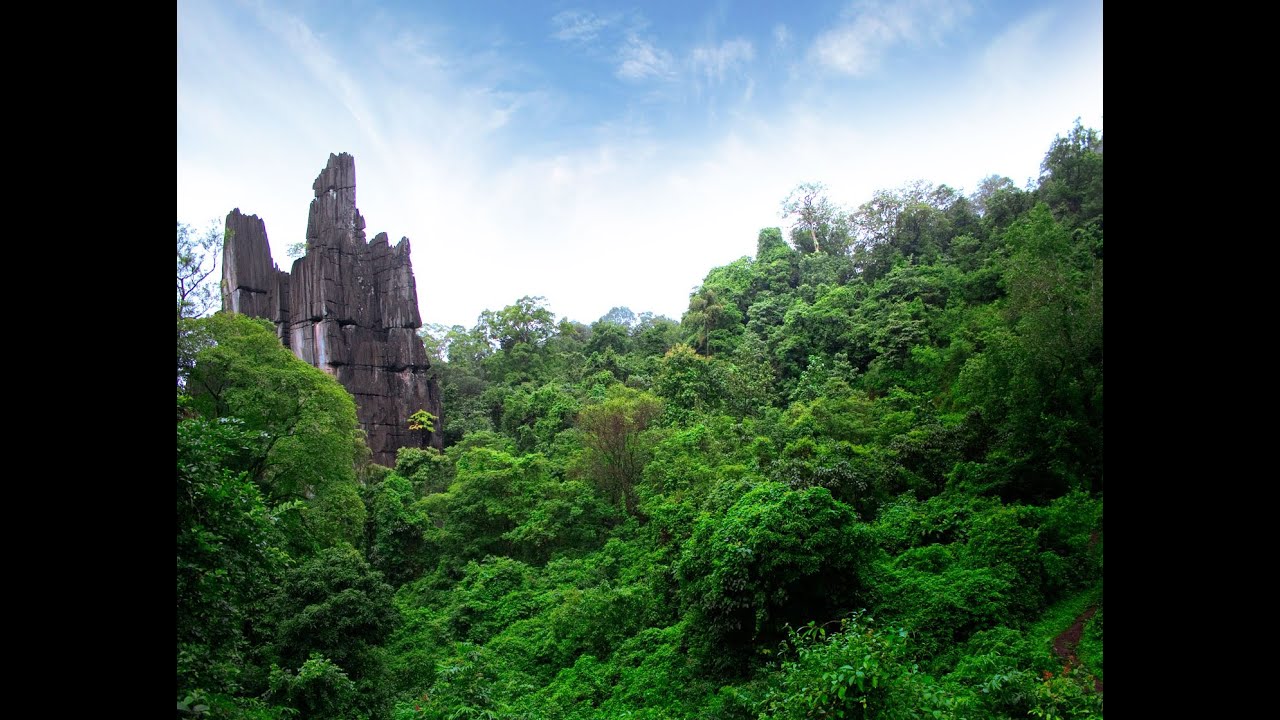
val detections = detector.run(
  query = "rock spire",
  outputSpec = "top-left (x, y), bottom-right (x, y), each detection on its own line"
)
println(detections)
top-left (221, 153), bottom-right (443, 464)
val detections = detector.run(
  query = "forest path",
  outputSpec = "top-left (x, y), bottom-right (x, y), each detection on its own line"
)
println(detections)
top-left (1052, 605), bottom-right (1103, 693)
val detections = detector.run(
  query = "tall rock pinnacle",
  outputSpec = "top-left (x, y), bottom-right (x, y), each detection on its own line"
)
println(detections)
top-left (221, 153), bottom-right (444, 465)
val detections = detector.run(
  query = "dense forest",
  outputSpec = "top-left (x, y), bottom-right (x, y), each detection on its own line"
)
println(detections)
top-left (178, 121), bottom-right (1103, 719)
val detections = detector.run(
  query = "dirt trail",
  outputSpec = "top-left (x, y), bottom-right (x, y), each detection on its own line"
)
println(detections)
top-left (1052, 605), bottom-right (1103, 693)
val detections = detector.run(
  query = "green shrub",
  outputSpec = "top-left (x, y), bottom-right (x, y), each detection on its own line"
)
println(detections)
top-left (676, 482), bottom-right (871, 674)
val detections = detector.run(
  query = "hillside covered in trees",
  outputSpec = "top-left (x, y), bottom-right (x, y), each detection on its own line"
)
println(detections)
top-left (177, 121), bottom-right (1103, 719)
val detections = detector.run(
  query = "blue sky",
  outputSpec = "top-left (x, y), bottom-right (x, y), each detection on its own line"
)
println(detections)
top-left (177, 0), bottom-right (1102, 329)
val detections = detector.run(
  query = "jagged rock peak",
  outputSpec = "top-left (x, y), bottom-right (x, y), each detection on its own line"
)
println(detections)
top-left (307, 152), bottom-right (367, 246)
top-left (312, 152), bottom-right (357, 196)
top-left (221, 153), bottom-right (444, 465)
top-left (222, 209), bottom-right (284, 319)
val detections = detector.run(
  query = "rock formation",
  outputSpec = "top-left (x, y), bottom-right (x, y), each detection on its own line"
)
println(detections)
top-left (221, 153), bottom-right (443, 465)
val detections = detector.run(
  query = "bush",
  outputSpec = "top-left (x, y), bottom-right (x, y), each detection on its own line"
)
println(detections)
top-left (676, 482), bottom-right (871, 674)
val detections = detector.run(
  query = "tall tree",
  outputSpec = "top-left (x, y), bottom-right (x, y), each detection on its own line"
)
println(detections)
top-left (271, 546), bottom-right (398, 719)
top-left (683, 286), bottom-right (741, 355)
top-left (185, 313), bottom-right (369, 550)
top-left (177, 219), bottom-right (226, 321)
top-left (177, 400), bottom-right (287, 701)
top-left (781, 182), bottom-right (851, 256)
top-left (1039, 119), bottom-right (1104, 228)
top-left (177, 219), bottom-right (228, 389)
top-left (599, 306), bottom-right (638, 328)
top-left (577, 385), bottom-right (663, 515)
top-left (478, 296), bottom-right (558, 351)
top-left (956, 204), bottom-right (1103, 498)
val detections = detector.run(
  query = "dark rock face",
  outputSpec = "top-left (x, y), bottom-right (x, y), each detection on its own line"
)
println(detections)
top-left (222, 153), bottom-right (443, 465)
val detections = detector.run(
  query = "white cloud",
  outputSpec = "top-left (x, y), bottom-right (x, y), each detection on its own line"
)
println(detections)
top-left (617, 34), bottom-right (676, 81)
top-left (179, 1), bottom-right (1101, 330)
top-left (387, 28), bottom-right (448, 71)
top-left (250, 4), bottom-right (390, 163)
top-left (690, 38), bottom-right (754, 85)
top-left (551, 10), bottom-right (611, 43)
top-left (981, 9), bottom-right (1055, 89)
top-left (773, 23), bottom-right (791, 49)
top-left (812, 0), bottom-right (971, 76)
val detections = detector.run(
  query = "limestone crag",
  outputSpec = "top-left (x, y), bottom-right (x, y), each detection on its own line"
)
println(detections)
top-left (222, 211), bottom-right (291, 327)
top-left (222, 153), bottom-right (443, 464)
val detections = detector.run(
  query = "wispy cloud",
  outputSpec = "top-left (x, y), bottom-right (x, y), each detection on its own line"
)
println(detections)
top-left (773, 24), bottom-right (791, 49)
top-left (981, 9), bottom-right (1054, 86)
top-left (387, 28), bottom-right (448, 71)
top-left (690, 38), bottom-right (754, 85)
top-left (617, 34), bottom-right (676, 81)
top-left (551, 10), bottom-right (612, 43)
top-left (812, 0), bottom-right (971, 76)
top-left (180, 0), bottom-right (1100, 329)
top-left (249, 2), bottom-right (392, 164)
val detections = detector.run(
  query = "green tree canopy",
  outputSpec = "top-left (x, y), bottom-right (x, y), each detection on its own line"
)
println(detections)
top-left (478, 295), bottom-right (558, 351)
top-left (185, 313), bottom-right (368, 549)
top-left (576, 384), bottom-right (664, 515)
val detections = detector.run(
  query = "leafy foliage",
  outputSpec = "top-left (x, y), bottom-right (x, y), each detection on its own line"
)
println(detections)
top-left (576, 385), bottom-right (663, 514)
top-left (177, 405), bottom-right (287, 699)
top-left (177, 219), bottom-right (226, 321)
top-left (677, 482), bottom-right (872, 674)
top-left (272, 546), bottom-right (399, 718)
top-left (185, 313), bottom-right (368, 549)
top-left (178, 122), bottom-right (1102, 718)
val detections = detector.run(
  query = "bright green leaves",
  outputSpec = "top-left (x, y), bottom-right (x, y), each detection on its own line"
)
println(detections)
top-left (271, 546), bottom-right (398, 718)
top-left (177, 406), bottom-right (286, 698)
top-left (576, 384), bottom-right (664, 515)
top-left (675, 482), bottom-right (870, 674)
top-left (439, 448), bottom-right (549, 560)
top-left (178, 313), bottom-right (370, 711)
top-left (954, 204), bottom-right (1103, 499)
top-left (408, 410), bottom-right (436, 433)
top-left (683, 285), bottom-right (742, 355)
top-left (269, 653), bottom-right (358, 720)
top-left (424, 446), bottom-right (614, 565)
top-left (477, 295), bottom-right (557, 351)
top-left (656, 344), bottom-right (716, 421)
top-left (755, 614), bottom-right (952, 720)
top-left (1039, 119), bottom-right (1103, 230)
top-left (185, 313), bottom-right (367, 549)
top-left (407, 409), bottom-right (438, 453)
top-left (499, 382), bottom-right (580, 455)
top-left (365, 471), bottom-right (437, 586)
